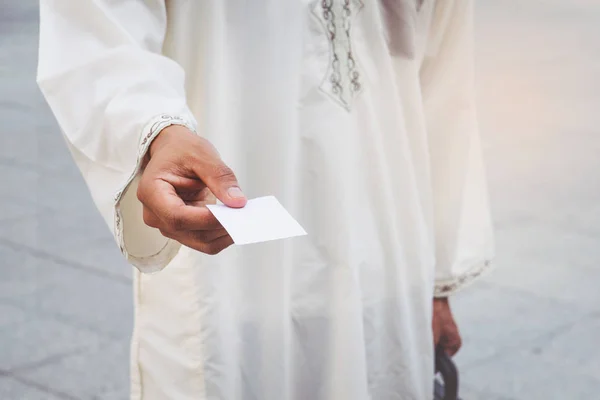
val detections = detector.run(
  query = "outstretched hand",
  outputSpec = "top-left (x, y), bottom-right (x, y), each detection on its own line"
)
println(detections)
top-left (137, 125), bottom-right (246, 255)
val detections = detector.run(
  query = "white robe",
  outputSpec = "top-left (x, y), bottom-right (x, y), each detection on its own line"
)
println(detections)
top-left (37, 0), bottom-right (494, 399)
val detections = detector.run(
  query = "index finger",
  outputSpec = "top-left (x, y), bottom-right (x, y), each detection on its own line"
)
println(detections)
top-left (139, 178), bottom-right (223, 231)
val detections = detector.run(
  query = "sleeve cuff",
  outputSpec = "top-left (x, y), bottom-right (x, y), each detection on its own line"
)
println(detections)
top-left (113, 114), bottom-right (197, 273)
top-left (434, 259), bottom-right (494, 297)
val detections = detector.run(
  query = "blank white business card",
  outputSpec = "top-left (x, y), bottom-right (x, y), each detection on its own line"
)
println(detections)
top-left (206, 196), bottom-right (307, 245)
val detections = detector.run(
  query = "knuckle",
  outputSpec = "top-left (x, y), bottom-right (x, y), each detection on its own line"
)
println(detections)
top-left (212, 164), bottom-right (236, 182)
top-left (192, 231), bottom-right (210, 242)
top-left (170, 216), bottom-right (186, 231)
top-left (198, 136), bottom-right (219, 153)
top-left (178, 153), bottom-right (197, 169)
top-left (142, 209), bottom-right (156, 227)
top-left (136, 183), bottom-right (146, 203)
top-left (165, 212), bottom-right (185, 231)
top-left (159, 229), bottom-right (174, 239)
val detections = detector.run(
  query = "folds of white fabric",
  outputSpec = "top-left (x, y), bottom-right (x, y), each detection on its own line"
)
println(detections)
top-left (420, 0), bottom-right (495, 296)
top-left (36, 1), bottom-right (495, 399)
top-left (37, 0), bottom-right (197, 273)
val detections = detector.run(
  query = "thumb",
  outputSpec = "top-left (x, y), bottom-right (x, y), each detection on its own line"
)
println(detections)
top-left (196, 160), bottom-right (247, 208)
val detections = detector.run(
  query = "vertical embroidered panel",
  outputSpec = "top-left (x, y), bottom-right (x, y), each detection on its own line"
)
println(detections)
top-left (312, 0), bottom-right (364, 111)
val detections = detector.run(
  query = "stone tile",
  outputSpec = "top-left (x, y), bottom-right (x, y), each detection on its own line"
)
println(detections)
top-left (0, 376), bottom-right (63, 400)
top-left (0, 99), bottom-right (59, 171)
top-left (0, 128), bottom-right (40, 171)
top-left (0, 245), bottom-right (59, 299)
top-left (451, 283), bottom-right (587, 368)
top-left (0, 189), bottom-right (123, 288)
top-left (50, 237), bottom-right (133, 281)
top-left (4, 261), bottom-right (133, 339)
top-left (0, 122), bottom-right (85, 179)
top-left (0, 0), bottom-right (38, 18)
top-left (0, 164), bottom-right (39, 205)
top-left (0, 314), bottom-right (104, 371)
top-left (0, 207), bottom-right (112, 255)
top-left (0, 243), bottom-right (132, 338)
top-left (34, 130), bottom-right (85, 177)
top-left (23, 277), bottom-right (132, 339)
top-left (100, 389), bottom-right (130, 400)
top-left (523, 313), bottom-right (600, 381)
top-left (19, 339), bottom-right (130, 400)
top-left (0, 303), bottom-right (28, 330)
top-left (480, 223), bottom-right (600, 313)
top-left (453, 337), bottom-right (499, 374)
top-left (0, 195), bottom-right (41, 221)
top-left (0, 164), bottom-right (98, 216)
top-left (459, 384), bottom-right (516, 400)
top-left (461, 349), bottom-right (600, 399)
top-left (494, 221), bottom-right (600, 271)
top-left (32, 172), bottom-right (99, 214)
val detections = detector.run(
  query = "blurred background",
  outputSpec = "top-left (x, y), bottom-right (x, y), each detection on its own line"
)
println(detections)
top-left (1, 0), bottom-right (599, 398)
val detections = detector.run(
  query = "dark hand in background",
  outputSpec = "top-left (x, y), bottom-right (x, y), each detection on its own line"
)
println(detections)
top-left (432, 297), bottom-right (462, 357)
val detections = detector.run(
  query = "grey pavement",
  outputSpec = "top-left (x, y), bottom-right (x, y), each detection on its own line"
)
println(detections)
top-left (1, 0), bottom-right (599, 399)
top-left (1, 3), bottom-right (132, 399)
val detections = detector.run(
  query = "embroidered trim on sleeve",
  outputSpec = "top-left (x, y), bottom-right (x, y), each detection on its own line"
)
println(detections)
top-left (113, 114), bottom-right (197, 272)
top-left (434, 259), bottom-right (494, 297)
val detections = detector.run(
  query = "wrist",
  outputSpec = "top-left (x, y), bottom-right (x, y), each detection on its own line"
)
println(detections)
top-left (433, 297), bottom-right (449, 308)
top-left (149, 125), bottom-right (192, 158)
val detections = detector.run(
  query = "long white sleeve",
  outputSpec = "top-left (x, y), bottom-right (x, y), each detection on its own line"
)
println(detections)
top-left (420, 0), bottom-right (495, 297)
top-left (37, 0), bottom-right (196, 273)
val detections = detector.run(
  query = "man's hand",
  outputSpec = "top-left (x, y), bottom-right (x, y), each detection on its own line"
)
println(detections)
top-left (137, 125), bottom-right (247, 255)
top-left (432, 297), bottom-right (462, 356)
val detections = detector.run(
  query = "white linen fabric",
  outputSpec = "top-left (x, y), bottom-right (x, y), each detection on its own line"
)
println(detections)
top-left (38, 0), bottom-right (494, 399)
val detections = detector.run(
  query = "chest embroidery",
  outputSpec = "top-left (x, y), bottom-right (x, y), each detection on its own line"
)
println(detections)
top-left (312, 0), bottom-right (364, 111)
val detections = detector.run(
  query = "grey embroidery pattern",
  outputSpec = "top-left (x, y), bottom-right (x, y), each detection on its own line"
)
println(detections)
top-left (434, 260), bottom-right (494, 297)
top-left (312, 0), bottom-right (364, 110)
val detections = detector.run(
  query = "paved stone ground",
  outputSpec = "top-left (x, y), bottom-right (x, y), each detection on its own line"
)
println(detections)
top-left (1, 0), bottom-right (599, 399)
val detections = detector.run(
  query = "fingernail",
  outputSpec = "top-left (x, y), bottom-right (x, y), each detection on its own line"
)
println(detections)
top-left (227, 187), bottom-right (245, 199)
